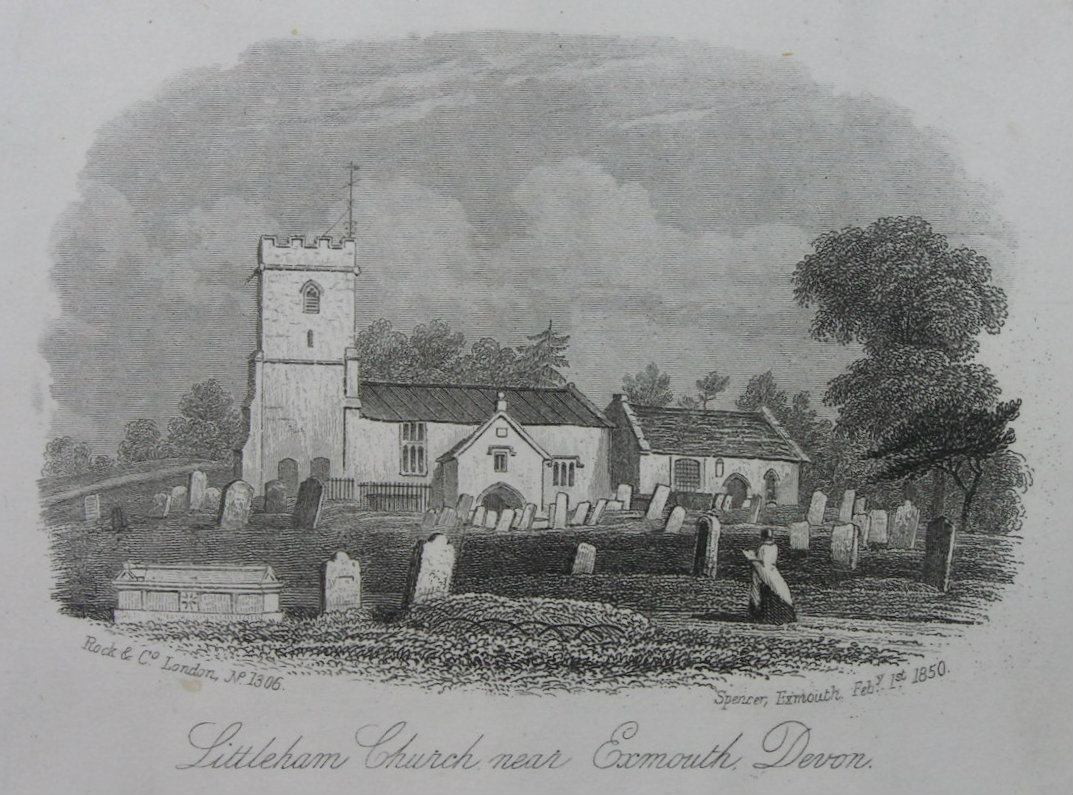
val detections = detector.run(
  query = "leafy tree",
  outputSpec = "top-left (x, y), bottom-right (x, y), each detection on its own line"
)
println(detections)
top-left (406, 319), bottom-right (466, 381)
top-left (695, 369), bottom-right (730, 409)
top-left (117, 419), bottom-right (164, 463)
top-left (622, 363), bottom-right (673, 407)
top-left (868, 399), bottom-right (1021, 534)
top-left (164, 379), bottom-right (243, 461)
top-left (517, 321), bottom-right (571, 387)
top-left (735, 371), bottom-right (790, 416)
top-left (457, 338), bottom-right (522, 386)
top-left (42, 436), bottom-right (94, 477)
top-left (355, 318), bottom-right (410, 381)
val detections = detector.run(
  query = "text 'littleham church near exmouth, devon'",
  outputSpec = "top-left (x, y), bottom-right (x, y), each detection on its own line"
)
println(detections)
top-left (239, 235), bottom-right (809, 517)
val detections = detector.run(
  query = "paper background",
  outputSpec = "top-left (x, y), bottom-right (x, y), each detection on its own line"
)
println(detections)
top-left (2, 1), bottom-right (1071, 792)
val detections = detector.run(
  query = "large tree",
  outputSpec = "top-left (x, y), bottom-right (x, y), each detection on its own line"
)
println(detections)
top-left (117, 419), bottom-right (164, 463)
top-left (695, 369), bottom-right (731, 409)
top-left (516, 321), bottom-right (571, 388)
top-left (793, 216), bottom-right (1021, 531)
top-left (164, 379), bottom-right (243, 461)
top-left (735, 371), bottom-right (790, 416)
top-left (622, 363), bottom-right (674, 407)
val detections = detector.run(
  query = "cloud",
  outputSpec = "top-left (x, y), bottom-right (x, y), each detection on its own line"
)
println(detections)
top-left (44, 33), bottom-right (1006, 451)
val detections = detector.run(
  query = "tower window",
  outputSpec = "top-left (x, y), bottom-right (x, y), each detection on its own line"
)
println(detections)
top-left (302, 283), bottom-right (321, 314)
top-left (307, 329), bottom-right (314, 348)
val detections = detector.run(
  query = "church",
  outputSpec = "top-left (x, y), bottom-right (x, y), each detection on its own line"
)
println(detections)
top-left (239, 234), bottom-right (805, 516)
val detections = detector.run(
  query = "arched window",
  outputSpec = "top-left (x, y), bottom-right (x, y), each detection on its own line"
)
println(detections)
top-left (764, 469), bottom-right (780, 503)
top-left (673, 458), bottom-right (701, 492)
top-left (715, 458), bottom-right (725, 477)
top-left (301, 282), bottom-right (321, 314)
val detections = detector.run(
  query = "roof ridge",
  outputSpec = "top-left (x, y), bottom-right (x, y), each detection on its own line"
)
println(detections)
top-left (359, 379), bottom-right (574, 392)
top-left (631, 403), bottom-right (758, 417)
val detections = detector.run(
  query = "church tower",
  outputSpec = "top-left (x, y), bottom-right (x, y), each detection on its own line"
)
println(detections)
top-left (240, 235), bottom-right (361, 494)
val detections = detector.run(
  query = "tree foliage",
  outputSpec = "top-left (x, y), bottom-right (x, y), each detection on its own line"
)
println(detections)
top-left (735, 371), bottom-right (790, 416)
top-left (117, 419), bottom-right (164, 463)
top-left (695, 369), bottom-right (730, 409)
top-left (517, 321), bottom-right (571, 387)
top-left (163, 379), bottom-right (243, 461)
top-left (43, 436), bottom-right (94, 477)
top-left (622, 363), bottom-right (674, 407)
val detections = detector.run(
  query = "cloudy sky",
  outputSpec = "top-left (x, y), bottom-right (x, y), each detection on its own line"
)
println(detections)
top-left (43, 32), bottom-right (1008, 452)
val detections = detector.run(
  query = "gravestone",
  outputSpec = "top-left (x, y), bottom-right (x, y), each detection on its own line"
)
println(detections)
top-left (570, 502), bottom-right (590, 526)
top-left (110, 504), bottom-right (129, 533)
top-left (586, 498), bottom-right (608, 526)
top-left (663, 505), bottom-right (687, 534)
top-left (746, 496), bottom-right (763, 524)
top-left (711, 492), bottom-right (725, 511)
top-left (853, 495), bottom-right (868, 515)
top-left (831, 523), bottom-right (860, 569)
top-left (606, 500), bottom-right (624, 511)
top-left (922, 517), bottom-right (956, 592)
top-left (838, 489), bottom-right (856, 523)
top-left (292, 477), bottom-right (325, 530)
top-left (807, 490), bottom-right (828, 526)
top-left (721, 494), bottom-right (734, 511)
top-left (188, 470), bottom-right (208, 511)
top-left (310, 457), bottom-right (331, 483)
top-left (484, 509), bottom-right (499, 529)
top-left (471, 506), bottom-right (486, 528)
top-left (645, 484), bottom-right (671, 522)
top-left (403, 533), bottom-right (456, 607)
top-left (553, 492), bottom-right (570, 529)
top-left (494, 508), bottom-right (515, 533)
top-left (264, 479), bottom-right (289, 513)
top-left (203, 487), bottom-right (221, 514)
top-left (890, 501), bottom-right (921, 549)
top-left (571, 543), bottom-right (596, 575)
top-left (692, 514), bottom-right (721, 577)
top-left (218, 480), bottom-right (254, 530)
top-left (278, 459), bottom-right (299, 496)
top-left (455, 494), bottom-right (474, 522)
top-left (323, 551), bottom-right (362, 612)
top-left (517, 503), bottom-right (537, 532)
top-left (170, 485), bottom-right (189, 513)
top-left (852, 512), bottom-right (871, 546)
top-left (789, 521), bottom-right (810, 550)
top-left (83, 494), bottom-right (101, 523)
top-left (868, 509), bottom-right (889, 547)
top-left (615, 483), bottom-right (633, 510)
top-left (436, 506), bottom-right (458, 527)
top-left (420, 509), bottom-right (439, 531)
top-left (150, 492), bottom-right (171, 519)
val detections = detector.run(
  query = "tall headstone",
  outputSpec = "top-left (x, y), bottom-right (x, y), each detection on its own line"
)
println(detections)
top-left (420, 509), bottom-right (439, 531)
top-left (867, 509), bottom-right (889, 547)
top-left (278, 459), bottom-right (299, 496)
top-left (218, 480), bottom-right (254, 530)
top-left (484, 509), bottom-right (499, 529)
top-left (494, 508), bottom-right (516, 533)
top-left (436, 506), bottom-right (458, 528)
top-left (807, 490), bottom-right (827, 526)
top-left (83, 494), bottom-right (101, 523)
top-left (586, 498), bottom-right (608, 526)
top-left (553, 492), bottom-right (570, 529)
top-left (831, 523), bottom-right (860, 569)
top-left (711, 493), bottom-right (725, 511)
top-left (455, 494), bottom-right (475, 522)
top-left (471, 506), bottom-right (486, 527)
top-left (692, 514), bottom-right (721, 577)
top-left (264, 479), bottom-right (289, 513)
top-left (838, 489), bottom-right (856, 523)
top-left (720, 494), bottom-right (734, 511)
top-left (853, 495), bottom-right (868, 515)
top-left (922, 517), bottom-right (956, 592)
top-left (645, 484), bottom-right (671, 522)
top-left (150, 492), bottom-right (171, 519)
top-left (570, 502), bottom-right (591, 526)
top-left (571, 543), bottom-right (596, 575)
top-left (170, 485), bottom-right (189, 513)
top-left (203, 487), bottom-right (221, 514)
top-left (292, 477), bottom-right (325, 530)
top-left (662, 505), bottom-right (687, 534)
top-left (852, 512), bottom-right (872, 546)
top-left (789, 521), bottom-right (810, 550)
top-left (746, 496), bottom-right (763, 524)
top-left (517, 503), bottom-right (537, 532)
top-left (110, 504), bottom-right (129, 533)
top-left (615, 483), bottom-right (633, 510)
top-left (890, 501), bottom-right (920, 549)
top-left (403, 533), bottom-right (456, 607)
top-left (323, 551), bottom-right (362, 612)
top-left (188, 470), bottom-right (208, 511)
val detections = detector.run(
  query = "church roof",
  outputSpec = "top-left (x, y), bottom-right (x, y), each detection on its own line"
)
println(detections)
top-left (358, 381), bottom-right (612, 427)
top-left (620, 403), bottom-right (810, 462)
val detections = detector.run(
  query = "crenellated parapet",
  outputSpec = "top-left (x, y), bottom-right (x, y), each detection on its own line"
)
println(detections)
top-left (258, 235), bottom-right (358, 272)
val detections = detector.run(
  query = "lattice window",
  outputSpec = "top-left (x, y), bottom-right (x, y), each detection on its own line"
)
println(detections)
top-left (400, 422), bottom-right (427, 475)
top-left (673, 458), bottom-right (702, 492)
top-left (302, 284), bottom-right (321, 314)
